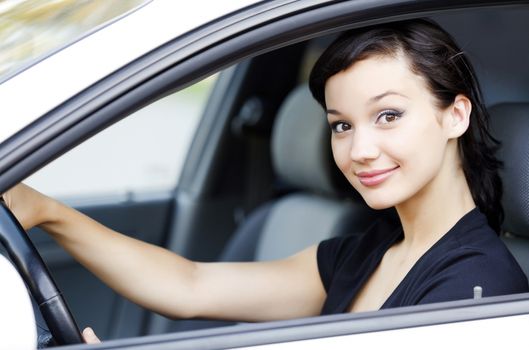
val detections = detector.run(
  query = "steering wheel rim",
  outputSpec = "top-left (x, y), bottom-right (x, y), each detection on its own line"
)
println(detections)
top-left (0, 202), bottom-right (83, 345)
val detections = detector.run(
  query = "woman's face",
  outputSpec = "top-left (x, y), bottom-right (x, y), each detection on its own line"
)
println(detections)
top-left (325, 53), bottom-right (456, 209)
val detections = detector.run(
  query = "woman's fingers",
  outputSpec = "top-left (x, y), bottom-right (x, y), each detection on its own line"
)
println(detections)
top-left (82, 327), bottom-right (101, 344)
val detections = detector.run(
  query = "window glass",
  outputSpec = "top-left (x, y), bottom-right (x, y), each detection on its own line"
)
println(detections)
top-left (0, 0), bottom-right (147, 80)
top-left (26, 74), bottom-right (217, 199)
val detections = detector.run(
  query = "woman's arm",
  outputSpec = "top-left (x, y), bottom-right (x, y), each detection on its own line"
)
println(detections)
top-left (4, 184), bottom-right (326, 321)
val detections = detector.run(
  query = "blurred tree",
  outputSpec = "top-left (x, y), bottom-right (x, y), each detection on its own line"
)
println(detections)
top-left (0, 0), bottom-right (145, 78)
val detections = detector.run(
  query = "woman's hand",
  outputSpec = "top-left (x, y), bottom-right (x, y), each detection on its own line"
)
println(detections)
top-left (82, 327), bottom-right (101, 344)
top-left (2, 183), bottom-right (54, 231)
top-left (4, 186), bottom-right (103, 344)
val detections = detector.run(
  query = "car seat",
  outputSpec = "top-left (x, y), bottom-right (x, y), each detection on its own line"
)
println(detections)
top-left (221, 85), bottom-right (378, 263)
top-left (170, 85), bottom-right (378, 332)
top-left (489, 103), bottom-right (529, 277)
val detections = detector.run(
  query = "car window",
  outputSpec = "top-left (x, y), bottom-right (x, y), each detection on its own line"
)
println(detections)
top-left (0, 0), bottom-right (147, 81)
top-left (25, 74), bottom-right (217, 199)
top-left (5, 2), bottom-right (529, 347)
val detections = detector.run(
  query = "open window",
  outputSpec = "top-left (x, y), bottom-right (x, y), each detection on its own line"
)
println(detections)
top-left (2, 1), bottom-right (529, 348)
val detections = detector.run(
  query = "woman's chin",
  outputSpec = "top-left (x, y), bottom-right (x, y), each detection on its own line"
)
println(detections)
top-left (362, 196), bottom-right (397, 210)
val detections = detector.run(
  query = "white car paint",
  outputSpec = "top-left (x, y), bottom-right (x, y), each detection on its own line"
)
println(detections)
top-left (241, 313), bottom-right (529, 349)
top-left (0, 0), bottom-right (260, 144)
top-left (1, 1), bottom-right (528, 348)
top-left (0, 255), bottom-right (36, 350)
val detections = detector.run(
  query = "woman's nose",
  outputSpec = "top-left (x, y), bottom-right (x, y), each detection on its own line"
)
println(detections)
top-left (349, 127), bottom-right (380, 163)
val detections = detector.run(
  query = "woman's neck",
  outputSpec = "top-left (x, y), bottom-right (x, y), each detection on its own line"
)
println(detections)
top-left (395, 148), bottom-right (476, 250)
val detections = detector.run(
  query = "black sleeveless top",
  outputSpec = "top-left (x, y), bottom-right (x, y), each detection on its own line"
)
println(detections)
top-left (317, 208), bottom-right (529, 314)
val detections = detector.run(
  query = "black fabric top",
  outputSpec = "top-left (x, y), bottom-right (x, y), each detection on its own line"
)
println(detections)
top-left (317, 208), bottom-right (529, 314)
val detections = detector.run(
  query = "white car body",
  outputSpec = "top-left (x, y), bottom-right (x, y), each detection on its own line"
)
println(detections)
top-left (0, 0), bottom-right (528, 349)
top-left (0, 255), bottom-right (36, 350)
top-left (0, 0), bottom-right (260, 143)
top-left (242, 314), bottom-right (528, 349)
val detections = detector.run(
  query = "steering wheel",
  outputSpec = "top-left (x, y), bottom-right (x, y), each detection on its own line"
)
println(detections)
top-left (0, 202), bottom-right (83, 345)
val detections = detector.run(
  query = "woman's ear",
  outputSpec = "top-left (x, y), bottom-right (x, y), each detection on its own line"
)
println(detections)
top-left (444, 94), bottom-right (472, 139)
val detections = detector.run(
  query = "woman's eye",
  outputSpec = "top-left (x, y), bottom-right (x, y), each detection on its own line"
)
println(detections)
top-left (331, 122), bottom-right (351, 133)
top-left (376, 110), bottom-right (403, 124)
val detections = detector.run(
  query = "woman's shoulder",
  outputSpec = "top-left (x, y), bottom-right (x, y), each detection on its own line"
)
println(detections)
top-left (422, 210), bottom-right (529, 298)
top-left (435, 208), bottom-right (512, 260)
top-left (447, 209), bottom-right (522, 269)
top-left (417, 245), bottom-right (529, 303)
top-left (317, 212), bottom-right (401, 292)
top-left (394, 209), bottom-right (528, 305)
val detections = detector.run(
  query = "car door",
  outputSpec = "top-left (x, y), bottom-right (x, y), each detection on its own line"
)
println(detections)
top-left (24, 76), bottom-right (219, 339)
top-left (21, 39), bottom-right (305, 341)
top-left (2, 0), bottom-right (529, 348)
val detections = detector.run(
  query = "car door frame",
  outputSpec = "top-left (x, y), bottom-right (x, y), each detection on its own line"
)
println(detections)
top-left (1, 0), bottom-right (529, 348)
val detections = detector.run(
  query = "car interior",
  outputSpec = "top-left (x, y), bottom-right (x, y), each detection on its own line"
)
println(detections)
top-left (490, 103), bottom-right (529, 277)
top-left (11, 3), bottom-right (529, 343)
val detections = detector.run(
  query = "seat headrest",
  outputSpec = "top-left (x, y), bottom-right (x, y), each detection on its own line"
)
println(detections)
top-left (271, 85), bottom-right (354, 197)
top-left (489, 103), bottom-right (529, 237)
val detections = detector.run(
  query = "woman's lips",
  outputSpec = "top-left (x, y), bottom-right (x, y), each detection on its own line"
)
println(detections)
top-left (356, 166), bottom-right (399, 187)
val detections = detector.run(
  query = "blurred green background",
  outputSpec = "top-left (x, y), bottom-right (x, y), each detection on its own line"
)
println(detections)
top-left (0, 0), bottom-right (145, 79)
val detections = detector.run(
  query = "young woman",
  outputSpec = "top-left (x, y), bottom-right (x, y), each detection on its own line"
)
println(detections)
top-left (4, 19), bottom-right (528, 342)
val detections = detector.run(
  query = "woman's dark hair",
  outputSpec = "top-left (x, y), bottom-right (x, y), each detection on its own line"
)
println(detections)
top-left (309, 19), bottom-right (504, 233)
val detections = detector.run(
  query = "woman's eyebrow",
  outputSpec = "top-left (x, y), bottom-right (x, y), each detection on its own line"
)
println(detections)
top-left (369, 90), bottom-right (409, 104)
top-left (326, 91), bottom-right (408, 115)
top-left (326, 108), bottom-right (341, 116)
